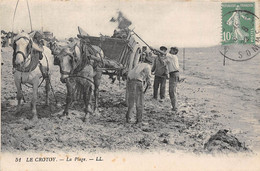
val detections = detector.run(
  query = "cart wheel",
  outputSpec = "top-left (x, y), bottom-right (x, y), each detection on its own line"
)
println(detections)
top-left (127, 44), bottom-right (139, 71)
top-left (132, 47), bottom-right (141, 69)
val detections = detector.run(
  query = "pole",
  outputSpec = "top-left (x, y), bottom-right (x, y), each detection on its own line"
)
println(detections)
top-left (183, 48), bottom-right (185, 71)
top-left (223, 46), bottom-right (227, 66)
top-left (132, 30), bottom-right (152, 49)
top-left (12, 0), bottom-right (20, 45)
top-left (12, 0), bottom-right (20, 33)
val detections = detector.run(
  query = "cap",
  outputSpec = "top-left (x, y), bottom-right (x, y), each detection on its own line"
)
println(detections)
top-left (170, 47), bottom-right (178, 50)
top-left (160, 46), bottom-right (167, 51)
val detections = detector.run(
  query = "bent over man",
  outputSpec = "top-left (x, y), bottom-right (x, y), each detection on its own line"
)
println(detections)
top-left (126, 63), bottom-right (151, 124)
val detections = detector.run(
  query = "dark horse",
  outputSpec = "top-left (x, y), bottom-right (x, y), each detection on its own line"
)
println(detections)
top-left (52, 38), bottom-right (104, 119)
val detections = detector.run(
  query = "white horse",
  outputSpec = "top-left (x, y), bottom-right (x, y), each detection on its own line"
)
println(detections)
top-left (13, 31), bottom-right (54, 120)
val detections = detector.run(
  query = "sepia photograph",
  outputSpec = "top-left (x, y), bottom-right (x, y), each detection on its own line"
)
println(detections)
top-left (1, 0), bottom-right (260, 170)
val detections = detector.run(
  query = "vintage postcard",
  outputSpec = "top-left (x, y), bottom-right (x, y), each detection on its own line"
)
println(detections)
top-left (1, 0), bottom-right (260, 170)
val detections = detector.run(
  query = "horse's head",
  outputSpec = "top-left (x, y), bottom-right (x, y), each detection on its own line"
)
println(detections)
top-left (13, 32), bottom-right (33, 67)
top-left (55, 47), bottom-right (79, 83)
top-left (49, 41), bottom-right (62, 56)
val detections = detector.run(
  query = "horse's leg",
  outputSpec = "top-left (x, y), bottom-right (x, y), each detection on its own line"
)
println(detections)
top-left (93, 71), bottom-right (102, 114)
top-left (14, 76), bottom-right (22, 115)
top-left (63, 80), bottom-right (74, 116)
top-left (83, 84), bottom-right (92, 122)
top-left (31, 80), bottom-right (39, 121)
top-left (70, 83), bottom-right (80, 107)
top-left (77, 84), bottom-right (83, 100)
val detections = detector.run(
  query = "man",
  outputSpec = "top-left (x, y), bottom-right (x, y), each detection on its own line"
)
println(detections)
top-left (151, 46), bottom-right (168, 101)
top-left (126, 63), bottom-right (152, 124)
top-left (141, 46), bottom-right (153, 64)
top-left (140, 46), bottom-right (148, 62)
top-left (32, 31), bottom-right (44, 59)
top-left (31, 31), bottom-right (49, 78)
top-left (165, 47), bottom-right (180, 112)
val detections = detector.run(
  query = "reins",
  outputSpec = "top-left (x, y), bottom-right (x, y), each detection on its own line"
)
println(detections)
top-left (65, 75), bottom-right (95, 85)
top-left (57, 44), bottom-right (96, 85)
top-left (11, 0), bottom-right (58, 104)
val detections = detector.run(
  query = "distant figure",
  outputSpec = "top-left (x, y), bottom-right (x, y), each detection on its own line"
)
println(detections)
top-left (165, 47), bottom-right (180, 112)
top-left (111, 28), bottom-right (129, 39)
top-left (227, 5), bottom-right (251, 43)
top-left (140, 46), bottom-right (148, 62)
top-left (126, 63), bottom-right (151, 124)
top-left (141, 46), bottom-right (153, 64)
top-left (151, 46), bottom-right (168, 101)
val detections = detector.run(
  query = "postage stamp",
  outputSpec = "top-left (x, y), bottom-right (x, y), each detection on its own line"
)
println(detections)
top-left (222, 2), bottom-right (255, 45)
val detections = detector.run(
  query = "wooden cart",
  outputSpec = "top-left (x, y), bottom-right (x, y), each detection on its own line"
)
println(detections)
top-left (77, 30), bottom-right (141, 81)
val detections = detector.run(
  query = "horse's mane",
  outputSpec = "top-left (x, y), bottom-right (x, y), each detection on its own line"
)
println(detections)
top-left (59, 47), bottom-right (72, 56)
top-left (14, 32), bottom-right (30, 41)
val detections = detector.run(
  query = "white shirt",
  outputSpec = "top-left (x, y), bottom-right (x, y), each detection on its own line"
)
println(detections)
top-left (127, 63), bottom-right (151, 84)
top-left (165, 53), bottom-right (179, 73)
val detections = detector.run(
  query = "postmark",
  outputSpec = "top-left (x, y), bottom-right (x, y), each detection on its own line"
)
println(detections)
top-left (220, 2), bottom-right (259, 62)
top-left (219, 43), bottom-right (260, 62)
top-left (222, 2), bottom-right (255, 45)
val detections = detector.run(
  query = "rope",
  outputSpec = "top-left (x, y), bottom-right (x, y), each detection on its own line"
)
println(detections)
top-left (26, 0), bottom-right (33, 32)
top-left (23, 51), bottom-right (51, 89)
top-left (12, 0), bottom-right (33, 33)
top-left (23, 76), bottom-right (45, 88)
top-left (67, 75), bottom-right (95, 84)
top-left (49, 78), bottom-right (58, 105)
top-left (43, 52), bottom-right (49, 72)
top-left (43, 52), bottom-right (58, 105)
top-left (12, 0), bottom-right (20, 34)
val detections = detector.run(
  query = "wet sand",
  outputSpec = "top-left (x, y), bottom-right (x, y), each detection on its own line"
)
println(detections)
top-left (1, 46), bottom-right (260, 153)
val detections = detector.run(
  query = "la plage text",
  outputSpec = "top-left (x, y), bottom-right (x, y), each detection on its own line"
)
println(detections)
top-left (15, 156), bottom-right (103, 162)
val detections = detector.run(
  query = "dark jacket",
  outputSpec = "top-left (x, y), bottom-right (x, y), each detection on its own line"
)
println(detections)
top-left (151, 56), bottom-right (167, 77)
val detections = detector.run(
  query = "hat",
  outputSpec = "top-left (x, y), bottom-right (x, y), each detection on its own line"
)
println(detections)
top-left (34, 31), bottom-right (43, 40)
top-left (170, 47), bottom-right (179, 54)
top-left (160, 46), bottom-right (167, 51)
top-left (153, 49), bottom-right (166, 55)
top-left (170, 47), bottom-right (178, 51)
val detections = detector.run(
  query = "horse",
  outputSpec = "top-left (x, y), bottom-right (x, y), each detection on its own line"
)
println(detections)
top-left (53, 41), bottom-right (103, 121)
top-left (12, 31), bottom-right (53, 120)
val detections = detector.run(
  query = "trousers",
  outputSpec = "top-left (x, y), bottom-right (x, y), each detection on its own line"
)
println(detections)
top-left (169, 71), bottom-right (179, 110)
top-left (153, 75), bottom-right (166, 99)
top-left (126, 79), bottom-right (144, 123)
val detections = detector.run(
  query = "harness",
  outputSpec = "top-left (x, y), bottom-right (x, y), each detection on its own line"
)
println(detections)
top-left (12, 36), bottom-right (47, 103)
top-left (58, 44), bottom-right (95, 85)
top-left (80, 39), bottom-right (104, 69)
top-left (13, 36), bottom-right (40, 72)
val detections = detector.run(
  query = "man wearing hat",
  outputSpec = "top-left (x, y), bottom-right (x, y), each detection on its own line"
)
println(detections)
top-left (151, 46), bottom-right (168, 101)
top-left (165, 47), bottom-right (180, 111)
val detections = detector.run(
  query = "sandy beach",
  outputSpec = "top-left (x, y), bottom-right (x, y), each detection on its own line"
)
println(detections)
top-left (1, 45), bottom-right (259, 154)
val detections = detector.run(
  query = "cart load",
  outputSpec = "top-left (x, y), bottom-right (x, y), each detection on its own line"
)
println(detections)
top-left (77, 27), bottom-right (141, 80)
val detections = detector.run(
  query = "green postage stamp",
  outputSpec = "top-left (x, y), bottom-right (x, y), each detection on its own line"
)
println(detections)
top-left (222, 2), bottom-right (255, 45)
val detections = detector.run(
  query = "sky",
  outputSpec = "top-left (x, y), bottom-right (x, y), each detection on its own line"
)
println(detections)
top-left (0, 0), bottom-right (244, 48)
